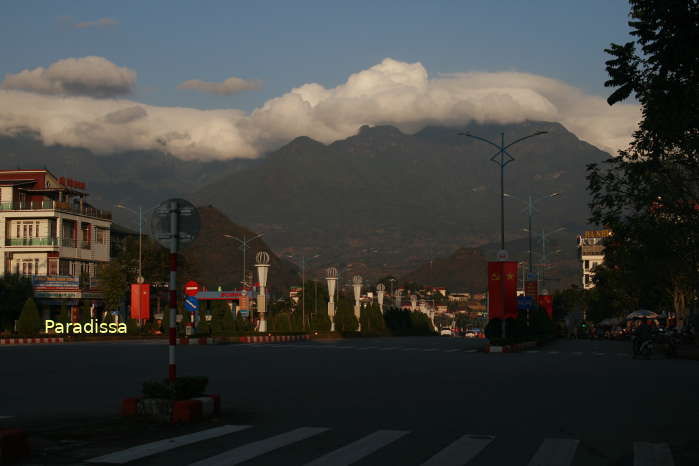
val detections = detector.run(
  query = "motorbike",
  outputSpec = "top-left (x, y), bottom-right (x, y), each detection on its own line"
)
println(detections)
top-left (632, 335), bottom-right (655, 359)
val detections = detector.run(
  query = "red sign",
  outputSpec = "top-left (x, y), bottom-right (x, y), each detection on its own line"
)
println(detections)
top-left (538, 295), bottom-right (553, 319)
top-left (130, 283), bottom-right (150, 320)
top-left (488, 261), bottom-right (518, 320)
top-left (58, 177), bottom-right (86, 190)
top-left (184, 281), bottom-right (199, 296)
top-left (525, 280), bottom-right (538, 297)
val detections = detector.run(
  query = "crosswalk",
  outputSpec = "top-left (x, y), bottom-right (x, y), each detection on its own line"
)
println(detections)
top-left (86, 425), bottom-right (676, 466)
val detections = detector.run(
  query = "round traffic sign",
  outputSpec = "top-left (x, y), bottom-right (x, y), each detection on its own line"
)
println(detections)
top-left (184, 280), bottom-right (199, 296)
top-left (150, 198), bottom-right (201, 250)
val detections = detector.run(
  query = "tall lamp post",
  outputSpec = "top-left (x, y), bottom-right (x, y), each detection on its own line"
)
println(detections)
top-left (458, 130), bottom-right (548, 253)
top-left (224, 233), bottom-right (263, 287)
top-left (503, 192), bottom-right (560, 272)
top-left (286, 253), bottom-right (321, 330)
top-left (526, 227), bottom-right (565, 292)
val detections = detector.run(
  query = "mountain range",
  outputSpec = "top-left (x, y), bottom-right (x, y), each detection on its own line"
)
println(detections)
top-left (0, 120), bottom-right (607, 291)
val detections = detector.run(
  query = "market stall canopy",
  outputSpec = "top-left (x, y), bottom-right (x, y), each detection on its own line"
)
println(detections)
top-left (626, 310), bottom-right (659, 319)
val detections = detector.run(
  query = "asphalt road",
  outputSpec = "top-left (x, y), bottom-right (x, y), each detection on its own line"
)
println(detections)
top-left (2, 337), bottom-right (698, 465)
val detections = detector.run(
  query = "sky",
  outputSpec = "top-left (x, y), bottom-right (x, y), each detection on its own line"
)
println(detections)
top-left (0, 1), bottom-right (640, 160)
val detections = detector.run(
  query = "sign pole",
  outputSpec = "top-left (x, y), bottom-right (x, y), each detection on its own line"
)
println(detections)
top-left (168, 200), bottom-right (178, 383)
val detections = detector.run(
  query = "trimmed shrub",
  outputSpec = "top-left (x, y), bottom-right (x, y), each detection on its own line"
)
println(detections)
top-left (127, 318), bottom-right (140, 335)
top-left (17, 298), bottom-right (40, 337)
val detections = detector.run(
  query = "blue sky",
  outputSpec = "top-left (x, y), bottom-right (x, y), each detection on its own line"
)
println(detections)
top-left (1, 0), bottom-right (633, 111)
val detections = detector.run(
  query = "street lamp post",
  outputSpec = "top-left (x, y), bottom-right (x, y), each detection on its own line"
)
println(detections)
top-left (286, 253), bottom-right (321, 330)
top-left (526, 227), bottom-right (565, 292)
top-left (224, 233), bottom-right (263, 287)
top-left (459, 130), bottom-right (548, 253)
top-left (504, 192), bottom-right (559, 272)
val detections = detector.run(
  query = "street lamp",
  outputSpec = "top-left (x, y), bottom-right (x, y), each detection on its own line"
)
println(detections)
top-left (286, 253), bottom-right (321, 330)
top-left (114, 203), bottom-right (159, 281)
top-left (458, 130), bottom-right (548, 254)
top-left (504, 192), bottom-right (560, 272)
top-left (224, 233), bottom-right (263, 287)
top-left (525, 226), bottom-right (565, 291)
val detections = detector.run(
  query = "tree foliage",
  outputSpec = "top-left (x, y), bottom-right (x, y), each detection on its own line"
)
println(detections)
top-left (17, 297), bottom-right (40, 337)
top-left (0, 274), bottom-right (33, 331)
top-left (588, 0), bottom-right (699, 323)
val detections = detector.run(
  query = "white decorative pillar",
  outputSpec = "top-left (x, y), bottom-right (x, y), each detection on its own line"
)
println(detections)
top-left (376, 283), bottom-right (385, 313)
top-left (395, 289), bottom-right (402, 308)
top-left (352, 275), bottom-right (362, 331)
top-left (410, 294), bottom-right (417, 311)
top-left (326, 267), bottom-right (338, 332)
top-left (255, 251), bottom-right (270, 332)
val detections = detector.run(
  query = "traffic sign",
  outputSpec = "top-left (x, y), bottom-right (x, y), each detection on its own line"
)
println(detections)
top-left (184, 296), bottom-right (199, 312)
top-left (150, 198), bottom-right (200, 250)
top-left (239, 309), bottom-right (249, 318)
top-left (184, 280), bottom-right (199, 297)
top-left (517, 295), bottom-right (534, 310)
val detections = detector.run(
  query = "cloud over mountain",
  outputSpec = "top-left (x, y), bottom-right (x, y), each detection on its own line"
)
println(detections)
top-left (1, 56), bottom-right (135, 98)
top-left (0, 57), bottom-right (639, 160)
top-left (178, 76), bottom-right (261, 95)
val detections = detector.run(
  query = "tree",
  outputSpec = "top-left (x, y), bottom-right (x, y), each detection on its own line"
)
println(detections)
top-left (588, 0), bottom-right (699, 324)
top-left (98, 261), bottom-right (128, 312)
top-left (58, 305), bottom-right (71, 326)
top-left (17, 298), bottom-right (40, 337)
top-left (271, 312), bottom-right (292, 333)
top-left (210, 301), bottom-right (228, 336)
top-left (0, 274), bottom-right (33, 331)
top-left (334, 300), bottom-right (358, 332)
top-left (434, 313), bottom-right (452, 329)
top-left (222, 307), bottom-right (236, 335)
top-left (79, 301), bottom-right (92, 324)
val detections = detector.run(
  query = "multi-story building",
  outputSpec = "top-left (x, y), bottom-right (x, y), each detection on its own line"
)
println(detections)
top-left (576, 229), bottom-right (612, 289)
top-left (0, 169), bottom-right (111, 314)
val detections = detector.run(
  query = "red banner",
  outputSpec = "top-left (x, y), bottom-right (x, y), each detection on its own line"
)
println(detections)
top-left (538, 295), bottom-right (553, 319)
top-left (524, 280), bottom-right (538, 297)
top-left (488, 261), bottom-right (518, 319)
top-left (501, 261), bottom-right (518, 318)
top-left (130, 284), bottom-right (150, 320)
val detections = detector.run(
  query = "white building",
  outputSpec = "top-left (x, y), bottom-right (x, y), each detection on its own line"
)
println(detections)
top-left (576, 229), bottom-right (612, 289)
top-left (0, 169), bottom-right (111, 312)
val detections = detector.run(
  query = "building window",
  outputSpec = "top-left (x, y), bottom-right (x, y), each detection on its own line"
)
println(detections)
top-left (34, 258), bottom-right (39, 275)
top-left (59, 259), bottom-right (70, 276)
top-left (584, 260), bottom-right (589, 270)
top-left (48, 258), bottom-right (58, 276)
top-left (95, 228), bottom-right (104, 244)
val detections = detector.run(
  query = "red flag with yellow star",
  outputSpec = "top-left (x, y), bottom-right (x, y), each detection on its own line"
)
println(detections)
top-left (501, 261), bottom-right (518, 318)
top-left (487, 262), bottom-right (504, 319)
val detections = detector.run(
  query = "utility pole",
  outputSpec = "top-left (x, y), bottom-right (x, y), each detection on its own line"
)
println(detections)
top-left (224, 233), bottom-right (263, 287)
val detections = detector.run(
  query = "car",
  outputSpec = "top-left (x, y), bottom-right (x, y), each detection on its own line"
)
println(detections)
top-left (440, 328), bottom-right (453, 336)
top-left (464, 330), bottom-right (477, 338)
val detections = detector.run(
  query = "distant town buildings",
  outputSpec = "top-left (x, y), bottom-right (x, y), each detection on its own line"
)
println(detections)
top-left (577, 229), bottom-right (612, 289)
top-left (0, 169), bottom-right (111, 313)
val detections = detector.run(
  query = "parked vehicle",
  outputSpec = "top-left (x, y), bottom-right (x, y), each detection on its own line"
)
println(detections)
top-left (440, 328), bottom-right (453, 336)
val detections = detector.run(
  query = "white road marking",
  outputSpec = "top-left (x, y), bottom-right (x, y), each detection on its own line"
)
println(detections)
top-left (465, 349), bottom-right (478, 353)
top-left (593, 352), bottom-right (606, 356)
top-left (547, 351), bottom-right (560, 354)
top-left (189, 427), bottom-right (329, 466)
top-left (420, 434), bottom-right (494, 466)
top-left (444, 349), bottom-right (460, 353)
top-left (305, 430), bottom-right (409, 466)
top-left (423, 348), bottom-right (439, 352)
top-left (381, 347), bottom-right (399, 350)
top-left (86, 425), bottom-right (251, 464)
top-left (527, 438), bottom-right (579, 466)
top-left (634, 442), bottom-right (675, 466)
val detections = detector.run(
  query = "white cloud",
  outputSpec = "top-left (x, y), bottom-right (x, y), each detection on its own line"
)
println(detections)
top-left (0, 57), bottom-right (639, 160)
top-left (178, 76), bottom-right (261, 95)
top-left (1, 56), bottom-right (135, 98)
top-left (74, 17), bottom-right (118, 29)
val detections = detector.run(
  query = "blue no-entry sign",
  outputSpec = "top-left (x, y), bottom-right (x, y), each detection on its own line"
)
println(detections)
top-left (184, 296), bottom-right (199, 312)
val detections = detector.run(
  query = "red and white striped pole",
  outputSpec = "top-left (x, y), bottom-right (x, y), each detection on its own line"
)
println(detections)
top-left (168, 200), bottom-right (178, 382)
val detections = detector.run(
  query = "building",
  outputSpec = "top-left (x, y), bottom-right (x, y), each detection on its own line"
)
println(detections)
top-left (577, 229), bottom-right (612, 289)
top-left (0, 169), bottom-right (111, 315)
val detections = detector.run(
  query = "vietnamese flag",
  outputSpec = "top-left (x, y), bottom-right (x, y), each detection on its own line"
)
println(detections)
top-left (501, 261), bottom-right (518, 318)
top-left (487, 262), bottom-right (504, 319)
top-left (538, 295), bottom-right (553, 319)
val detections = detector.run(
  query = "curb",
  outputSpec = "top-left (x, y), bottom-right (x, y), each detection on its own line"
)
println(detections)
top-left (239, 335), bottom-right (311, 343)
top-left (484, 341), bottom-right (537, 353)
top-left (0, 429), bottom-right (31, 464)
top-left (0, 338), bottom-right (64, 345)
top-left (177, 338), bottom-right (215, 345)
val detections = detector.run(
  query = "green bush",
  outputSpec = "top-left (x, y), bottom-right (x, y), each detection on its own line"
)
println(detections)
top-left (142, 376), bottom-right (209, 400)
top-left (334, 305), bottom-right (358, 332)
top-left (57, 306), bottom-right (71, 326)
top-left (271, 312), bottom-right (292, 333)
top-left (17, 298), bottom-right (40, 337)
top-left (126, 318), bottom-right (140, 335)
top-left (310, 311), bottom-right (331, 332)
top-left (222, 308), bottom-right (236, 335)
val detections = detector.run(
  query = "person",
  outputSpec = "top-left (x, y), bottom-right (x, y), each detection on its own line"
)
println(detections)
top-left (633, 319), bottom-right (652, 355)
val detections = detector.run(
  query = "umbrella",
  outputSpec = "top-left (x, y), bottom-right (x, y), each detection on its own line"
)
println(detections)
top-left (626, 310), bottom-right (659, 319)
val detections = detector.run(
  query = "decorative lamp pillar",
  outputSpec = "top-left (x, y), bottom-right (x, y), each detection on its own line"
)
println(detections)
top-left (255, 251), bottom-right (270, 332)
top-left (326, 267), bottom-right (338, 332)
top-left (376, 283), bottom-right (386, 313)
top-left (352, 275), bottom-right (362, 331)
top-left (410, 294), bottom-right (417, 311)
top-left (395, 289), bottom-right (402, 308)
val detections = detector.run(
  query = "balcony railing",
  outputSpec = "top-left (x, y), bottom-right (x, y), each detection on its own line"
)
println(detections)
top-left (5, 237), bottom-right (59, 247)
top-left (0, 200), bottom-right (111, 220)
top-left (581, 244), bottom-right (605, 255)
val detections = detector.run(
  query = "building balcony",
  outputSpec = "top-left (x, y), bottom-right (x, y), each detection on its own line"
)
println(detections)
top-left (580, 244), bottom-right (605, 256)
top-left (5, 237), bottom-right (59, 247)
top-left (0, 200), bottom-right (111, 221)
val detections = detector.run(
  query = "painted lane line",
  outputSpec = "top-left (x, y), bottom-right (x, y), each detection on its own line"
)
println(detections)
top-left (305, 430), bottom-right (409, 466)
top-left (548, 351), bottom-right (560, 354)
top-left (527, 438), bottom-right (579, 466)
top-left (87, 425), bottom-right (251, 464)
top-left (444, 349), bottom-right (460, 353)
top-left (465, 349), bottom-right (478, 353)
top-left (634, 442), bottom-right (675, 466)
top-left (0, 416), bottom-right (13, 419)
top-left (593, 352), bottom-right (606, 356)
top-left (420, 434), bottom-right (494, 466)
top-left (423, 348), bottom-right (439, 352)
top-left (189, 427), bottom-right (329, 466)
top-left (381, 347), bottom-right (399, 350)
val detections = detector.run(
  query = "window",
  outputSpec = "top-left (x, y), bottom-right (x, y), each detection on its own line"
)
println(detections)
top-left (95, 228), bottom-right (104, 244)
top-left (34, 258), bottom-right (39, 275)
top-left (584, 260), bottom-right (589, 270)
top-left (48, 258), bottom-right (58, 276)
top-left (59, 259), bottom-right (70, 276)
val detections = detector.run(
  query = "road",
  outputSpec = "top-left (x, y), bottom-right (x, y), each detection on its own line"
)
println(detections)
top-left (2, 337), bottom-right (698, 465)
